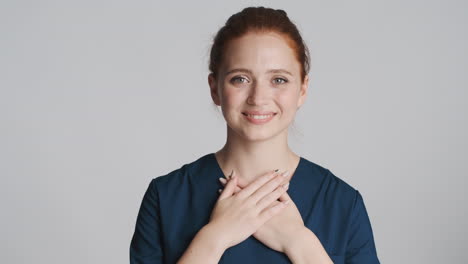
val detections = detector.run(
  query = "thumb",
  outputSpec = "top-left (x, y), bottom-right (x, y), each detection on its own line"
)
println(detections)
top-left (218, 170), bottom-right (237, 200)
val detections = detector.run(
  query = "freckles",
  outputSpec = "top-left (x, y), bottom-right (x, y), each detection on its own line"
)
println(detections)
top-left (226, 88), bottom-right (245, 101)
top-left (276, 94), bottom-right (298, 113)
top-left (281, 87), bottom-right (300, 100)
top-left (222, 94), bottom-right (244, 112)
top-left (221, 87), bottom-right (235, 101)
top-left (275, 91), bottom-right (292, 102)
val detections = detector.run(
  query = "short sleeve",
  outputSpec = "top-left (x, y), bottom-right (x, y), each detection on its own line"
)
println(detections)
top-left (130, 179), bottom-right (164, 263)
top-left (345, 190), bottom-right (380, 264)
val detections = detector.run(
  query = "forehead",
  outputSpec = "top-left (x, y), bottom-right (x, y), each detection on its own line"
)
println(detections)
top-left (221, 31), bottom-right (300, 74)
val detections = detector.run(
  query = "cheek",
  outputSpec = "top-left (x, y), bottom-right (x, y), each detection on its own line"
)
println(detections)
top-left (223, 88), bottom-right (245, 106)
top-left (276, 90), bottom-right (299, 110)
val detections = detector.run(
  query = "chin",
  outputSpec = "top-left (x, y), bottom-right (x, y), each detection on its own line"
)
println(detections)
top-left (238, 126), bottom-right (288, 142)
top-left (242, 133), bottom-right (272, 142)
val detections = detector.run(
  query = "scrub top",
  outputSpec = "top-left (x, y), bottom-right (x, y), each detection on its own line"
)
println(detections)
top-left (130, 153), bottom-right (380, 264)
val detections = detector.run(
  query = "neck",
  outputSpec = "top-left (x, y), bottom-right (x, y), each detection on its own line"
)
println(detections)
top-left (214, 125), bottom-right (300, 187)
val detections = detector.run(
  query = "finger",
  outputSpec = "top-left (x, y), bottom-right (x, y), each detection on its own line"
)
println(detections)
top-left (256, 182), bottom-right (289, 210)
top-left (219, 178), bottom-right (242, 194)
top-left (219, 186), bottom-right (242, 194)
top-left (221, 178), bottom-right (291, 204)
top-left (219, 177), bottom-right (227, 185)
top-left (258, 199), bottom-right (290, 223)
top-left (236, 169), bottom-right (280, 199)
top-left (218, 170), bottom-right (237, 200)
top-left (278, 190), bottom-right (291, 202)
top-left (261, 200), bottom-right (283, 218)
top-left (249, 171), bottom-right (290, 203)
top-left (225, 170), bottom-right (232, 180)
top-left (221, 171), bottom-right (288, 199)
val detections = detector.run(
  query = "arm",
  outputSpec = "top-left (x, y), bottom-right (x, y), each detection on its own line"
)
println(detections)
top-left (176, 224), bottom-right (227, 264)
top-left (284, 227), bottom-right (333, 264)
top-left (284, 190), bottom-right (380, 264)
top-left (130, 179), bottom-right (230, 264)
top-left (344, 190), bottom-right (380, 263)
top-left (130, 179), bottom-right (164, 263)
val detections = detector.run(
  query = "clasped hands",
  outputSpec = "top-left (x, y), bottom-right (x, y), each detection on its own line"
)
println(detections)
top-left (208, 169), bottom-right (309, 254)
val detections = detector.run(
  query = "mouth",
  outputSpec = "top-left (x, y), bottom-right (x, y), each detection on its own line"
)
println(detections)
top-left (242, 112), bottom-right (277, 123)
top-left (242, 112), bottom-right (277, 119)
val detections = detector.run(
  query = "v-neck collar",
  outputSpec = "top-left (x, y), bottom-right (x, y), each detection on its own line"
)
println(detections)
top-left (208, 152), bottom-right (305, 190)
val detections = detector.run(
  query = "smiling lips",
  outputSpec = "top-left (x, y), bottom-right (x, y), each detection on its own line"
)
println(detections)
top-left (242, 111), bottom-right (277, 124)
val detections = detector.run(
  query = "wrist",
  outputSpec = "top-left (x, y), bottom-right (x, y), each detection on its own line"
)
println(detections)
top-left (284, 227), bottom-right (315, 256)
top-left (177, 224), bottom-right (227, 264)
top-left (285, 227), bottom-right (331, 264)
top-left (199, 223), bottom-right (230, 253)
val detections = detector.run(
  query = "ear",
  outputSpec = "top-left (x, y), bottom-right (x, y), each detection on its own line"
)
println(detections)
top-left (208, 73), bottom-right (221, 106)
top-left (297, 74), bottom-right (309, 109)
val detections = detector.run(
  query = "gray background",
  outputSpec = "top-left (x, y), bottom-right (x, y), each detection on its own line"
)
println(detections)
top-left (1, 0), bottom-right (467, 263)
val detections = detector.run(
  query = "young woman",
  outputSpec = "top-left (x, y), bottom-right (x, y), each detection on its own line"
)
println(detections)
top-left (130, 6), bottom-right (380, 264)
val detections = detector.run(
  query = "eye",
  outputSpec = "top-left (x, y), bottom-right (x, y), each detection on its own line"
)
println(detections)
top-left (230, 76), bottom-right (249, 84)
top-left (273, 78), bottom-right (288, 84)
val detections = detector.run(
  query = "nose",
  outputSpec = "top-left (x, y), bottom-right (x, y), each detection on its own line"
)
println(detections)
top-left (246, 81), bottom-right (270, 105)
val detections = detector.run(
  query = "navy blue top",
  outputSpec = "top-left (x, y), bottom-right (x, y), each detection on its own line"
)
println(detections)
top-left (130, 153), bottom-right (380, 263)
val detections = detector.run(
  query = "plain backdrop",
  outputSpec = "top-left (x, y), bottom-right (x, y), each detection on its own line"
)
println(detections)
top-left (1, 0), bottom-right (467, 263)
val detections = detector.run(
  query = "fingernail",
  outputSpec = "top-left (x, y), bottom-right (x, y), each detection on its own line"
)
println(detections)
top-left (218, 189), bottom-right (222, 193)
top-left (219, 177), bottom-right (227, 184)
top-left (282, 182), bottom-right (290, 189)
top-left (281, 170), bottom-right (290, 177)
top-left (227, 169), bottom-right (234, 179)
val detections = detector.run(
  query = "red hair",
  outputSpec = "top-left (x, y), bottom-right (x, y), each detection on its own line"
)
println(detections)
top-left (208, 6), bottom-right (311, 83)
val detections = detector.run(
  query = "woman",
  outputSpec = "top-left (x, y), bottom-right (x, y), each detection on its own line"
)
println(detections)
top-left (130, 6), bottom-right (380, 264)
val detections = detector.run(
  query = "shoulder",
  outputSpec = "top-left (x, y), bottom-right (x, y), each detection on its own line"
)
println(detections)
top-left (300, 157), bottom-right (357, 191)
top-left (300, 157), bottom-right (359, 206)
top-left (150, 153), bottom-right (213, 190)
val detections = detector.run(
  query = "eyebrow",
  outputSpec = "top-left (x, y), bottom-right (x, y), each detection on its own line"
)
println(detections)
top-left (225, 68), bottom-right (293, 76)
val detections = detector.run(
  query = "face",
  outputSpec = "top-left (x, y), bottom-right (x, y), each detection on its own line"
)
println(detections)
top-left (208, 31), bottom-right (309, 141)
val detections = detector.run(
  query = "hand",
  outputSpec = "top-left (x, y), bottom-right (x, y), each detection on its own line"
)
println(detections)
top-left (218, 171), bottom-right (306, 253)
top-left (208, 169), bottom-right (291, 250)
